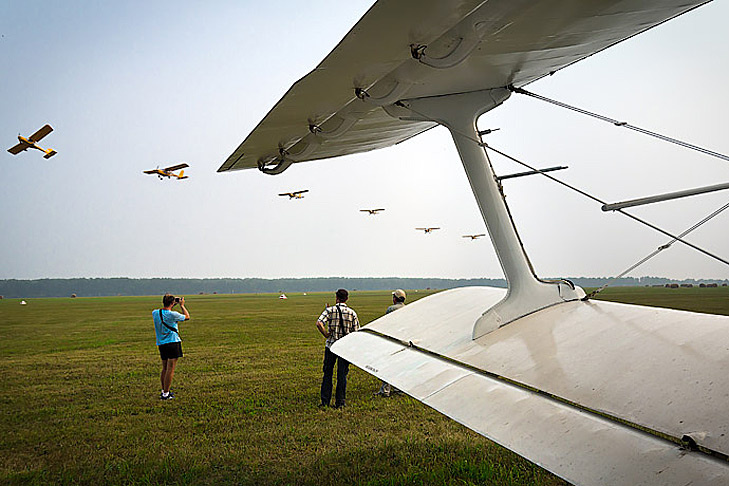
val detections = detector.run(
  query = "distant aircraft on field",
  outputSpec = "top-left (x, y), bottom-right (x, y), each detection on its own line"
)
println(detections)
top-left (360, 208), bottom-right (385, 215)
top-left (279, 190), bottom-right (309, 199)
top-left (416, 227), bottom-right (440, 234)
top-left (7, 124), bottom-right (57, 159)
top-left (143, 164), bottom-right (189, 180)
top-left (462, 234), bottom-right (486, 240)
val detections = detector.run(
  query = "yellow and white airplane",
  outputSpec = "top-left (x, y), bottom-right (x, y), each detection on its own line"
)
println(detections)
top-left (7, 124), bottom-right (57, 159)
top-left (360, 208), bottom-right (385, 215)
top-left (415, 227), bottom-right (440, 234)
top-left (143, 164), bottom-right (189, 180)
top-left (462, 233), bottom-right (486, 240)
top-left (278, 190), bottom-right (308, 199)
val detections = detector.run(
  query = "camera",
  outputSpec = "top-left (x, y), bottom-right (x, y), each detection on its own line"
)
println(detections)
top-left (174, 297), bottom-right (182, 303)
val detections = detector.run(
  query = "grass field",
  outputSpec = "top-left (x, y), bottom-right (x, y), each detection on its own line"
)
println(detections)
top-left (1, 286), bottom-right (728, 485)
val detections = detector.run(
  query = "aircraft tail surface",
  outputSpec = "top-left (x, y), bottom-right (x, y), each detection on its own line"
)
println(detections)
top-left (43, 149), bottom-right (57, 159)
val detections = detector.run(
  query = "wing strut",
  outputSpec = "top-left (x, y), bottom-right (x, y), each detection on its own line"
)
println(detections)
top-left (602, 182), bottom-right (729, 211)
top-left (385, 88), bottom-right (584, 338)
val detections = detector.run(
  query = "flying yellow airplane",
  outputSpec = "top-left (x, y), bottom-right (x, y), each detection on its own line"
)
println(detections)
top-left (7, 124), bottom-right (57, 159)
top-left (360, 208), bottom-right (385, 215)
top-left (143, 163), bottom-right (189, 180)
top-left (279, 190), bottom-right (309, 199)
top-left (416, 227), bottom-right (440, 234)
top-left (462, 233), bottom-right (486, 240)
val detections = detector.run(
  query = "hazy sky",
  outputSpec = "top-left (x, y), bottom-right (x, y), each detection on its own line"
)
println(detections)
top-left (1, 1), bottom-right (728, 281)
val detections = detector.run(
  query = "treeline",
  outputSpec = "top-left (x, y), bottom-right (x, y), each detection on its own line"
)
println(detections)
top-left (0, 276), bottom-right (726, 299)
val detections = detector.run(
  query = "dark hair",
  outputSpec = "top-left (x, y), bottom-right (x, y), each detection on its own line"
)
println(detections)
top-left (335, 288), bottom-right (349, 302)
top-left (394, 295), bottom-right (405, 303)
top-left (163, 294), bottom-right (175, 307)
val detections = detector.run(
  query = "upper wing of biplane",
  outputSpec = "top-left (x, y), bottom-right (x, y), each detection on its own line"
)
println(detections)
top-left (218, 0), bottom-right (710, 173)
top-left (163, 163), bottom-right (188, 172)
top-left (28, 124), bottom-right (53, 142)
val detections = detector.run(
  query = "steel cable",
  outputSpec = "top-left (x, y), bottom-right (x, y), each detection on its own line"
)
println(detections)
top-left (512, 86), bottom-right (729, 164)
top-left (398, 101), bottom-right (729, 278)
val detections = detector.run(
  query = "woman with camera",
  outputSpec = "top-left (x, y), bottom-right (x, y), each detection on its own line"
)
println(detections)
top-left (153, 294), bottom-right (190, 400)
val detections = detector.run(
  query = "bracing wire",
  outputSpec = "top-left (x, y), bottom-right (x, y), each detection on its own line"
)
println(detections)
top-left (397, 101), bottom-right (729, 279)
top-left (483, 143), bottom-right (729, 271)
top-left (511, 86), bottom-right (729, 164)
top-left (584, 200), bottom-right (729, 299)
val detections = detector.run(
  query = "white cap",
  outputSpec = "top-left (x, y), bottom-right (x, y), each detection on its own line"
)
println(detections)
top-left (392, 289), bottom-right (406, 300)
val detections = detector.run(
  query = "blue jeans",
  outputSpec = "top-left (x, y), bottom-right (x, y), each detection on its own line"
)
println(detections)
top-left (321, 347), bottom-right (350, 407)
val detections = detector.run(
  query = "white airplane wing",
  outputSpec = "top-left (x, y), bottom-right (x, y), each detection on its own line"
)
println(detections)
top-left (332, 287), bottom-right (729, 485)
top-left (218, 1), bottom-right (729, 483)
top-left (218, 0), bottom-right (709, 173)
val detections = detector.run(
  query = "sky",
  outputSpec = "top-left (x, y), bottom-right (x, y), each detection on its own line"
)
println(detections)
top-left (1, 1), bottom-right (728, 281)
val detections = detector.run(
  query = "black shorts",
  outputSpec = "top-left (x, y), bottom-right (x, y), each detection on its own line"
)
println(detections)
top-left (159, 342), bottom-right (183, 360)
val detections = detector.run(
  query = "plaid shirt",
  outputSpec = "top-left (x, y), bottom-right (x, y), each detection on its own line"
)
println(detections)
top-left (318, 303), bottom-right (359, 348)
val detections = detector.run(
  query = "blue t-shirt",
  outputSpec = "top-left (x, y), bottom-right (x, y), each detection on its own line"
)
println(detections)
top-left (153, 309), bottom-right (186, 345)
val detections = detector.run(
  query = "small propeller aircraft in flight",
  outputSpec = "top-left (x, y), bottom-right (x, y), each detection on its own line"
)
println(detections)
top-left (462, 233), bottom-right (486, 240)
top-left (360, 208), bottom-right (385, 215)
top-left (143, 164), bottom-right (189, 180)
top-left (278, 190), bottom-right (309, 199)
top-left (7, 124), bottom-right (57, 159)
top-left (416, 227), bottom-right (440, 234)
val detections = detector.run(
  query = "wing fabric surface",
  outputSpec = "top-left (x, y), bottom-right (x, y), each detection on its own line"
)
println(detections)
top-left (28, 124), bottom-right (52, 142)
top-left (331, 287), bottom-right (729, 486)
top-left (219, 0), bottom-right (709, 173)
top-left (163, 163), bottom-right (188, 172)
top-left (7, 143), bottom-right (27, 155)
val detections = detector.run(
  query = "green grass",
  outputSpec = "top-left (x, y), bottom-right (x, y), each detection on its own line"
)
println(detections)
top-left (589, 285), bottom-right (729, 315)
top-left (1, 287), bottom-right (727, 485)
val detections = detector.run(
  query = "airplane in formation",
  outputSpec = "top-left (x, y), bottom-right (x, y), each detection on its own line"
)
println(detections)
top-left (217, 1), bottom-right (729, 484)
top-left (360, 208), bottom-right (385, 215)
top-left (7, 124), bottom-right (57, 159)
top-left (415, 227), bottom-right (440, 234)
top-left (143, 164), bottom-right (189, 180)
top-left (278, 190), bottom-right (309, 199)
top-left (462, 234), bottom-right (486, 240)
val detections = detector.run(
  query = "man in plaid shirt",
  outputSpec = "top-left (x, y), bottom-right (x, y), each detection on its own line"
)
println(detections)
top-left (316, 288), bottom-right (359, 408)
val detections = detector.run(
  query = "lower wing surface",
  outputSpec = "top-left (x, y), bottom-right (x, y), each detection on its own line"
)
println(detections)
top-left (331, 287), bottom-right (729, 486)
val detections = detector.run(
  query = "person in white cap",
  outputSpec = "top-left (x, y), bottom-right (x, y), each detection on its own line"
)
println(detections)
top-left (375, 289), bottom-right (407, 397)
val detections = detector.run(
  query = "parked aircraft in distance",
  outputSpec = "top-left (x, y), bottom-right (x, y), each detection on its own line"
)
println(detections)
top-left (143, 164), bottom-right (189, 180)
top-left (360, 208), bottom-right (385, 215)
top-left (416, 227), bottom-right (440, 234)
top-left (7, 124), bottom-right (57, 159)
top-left (278, 190), bottom-right (309, 199)
top-left (462, 234), bottom-right (486, 240)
